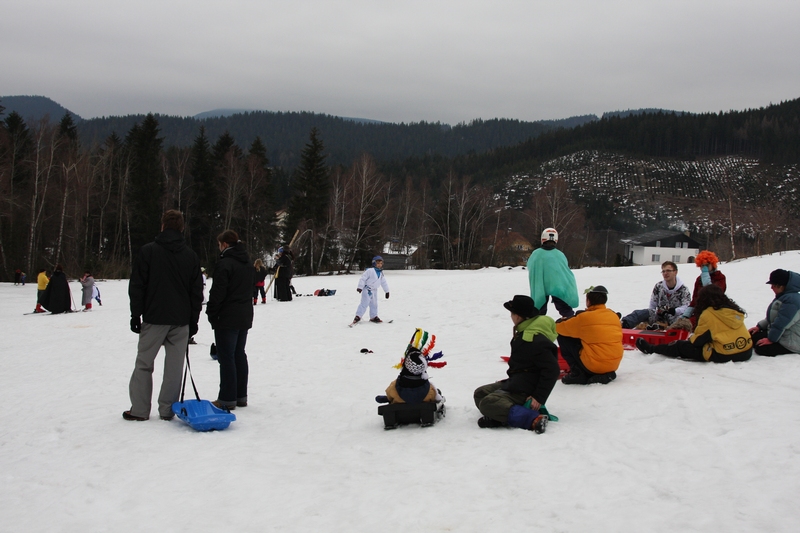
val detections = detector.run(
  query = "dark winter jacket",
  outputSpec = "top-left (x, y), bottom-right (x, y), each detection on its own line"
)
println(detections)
top-left (41, 271), bottom-right (72, 314)
top-left (207, 242), bottom-right (255, 330)
top-left (757, 271), bottom-right (800, 352)
top-left (276, 253), bottom-right (293, 279)
top-left (501, 315), bottom-right (560, 404)
top-left (254, 267), bottom-right (268, 287)
top-left (129, 229), bottom-right (203, 328)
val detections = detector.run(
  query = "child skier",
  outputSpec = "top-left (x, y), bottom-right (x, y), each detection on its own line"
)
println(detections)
top-left (352, 256), bottom-right (390, 324)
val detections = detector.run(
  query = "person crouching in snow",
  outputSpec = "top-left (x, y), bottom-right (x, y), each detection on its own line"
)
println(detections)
top-left (556, 285), bottom-right (624, 385)
top-left (378, 328), bottom-right (446, 405)
top-left (353, 255), bottom-right (389, 324)
top-left (473, 295), bottom-right (559, 433)
top-left (748, 269), bottom-right (800, 356)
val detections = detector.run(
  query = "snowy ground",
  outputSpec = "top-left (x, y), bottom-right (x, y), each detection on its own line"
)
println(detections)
top-left (2, 252), bottom-right (800, 532)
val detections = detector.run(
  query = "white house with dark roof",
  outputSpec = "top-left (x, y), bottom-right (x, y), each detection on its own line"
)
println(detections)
top-left (620, 230), bottom-right (702, 266)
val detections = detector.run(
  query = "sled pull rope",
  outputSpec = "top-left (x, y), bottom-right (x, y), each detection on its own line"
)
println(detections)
top-left (179, 345), bottom-right (202, 403)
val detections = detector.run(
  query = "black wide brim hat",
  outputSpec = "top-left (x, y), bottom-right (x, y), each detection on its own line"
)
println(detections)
top-left (503, 295), bottom-right (538, 318)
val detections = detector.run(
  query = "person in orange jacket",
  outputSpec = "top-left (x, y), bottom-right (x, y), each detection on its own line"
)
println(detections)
top-left (556, 285), bottom-right (624, 385)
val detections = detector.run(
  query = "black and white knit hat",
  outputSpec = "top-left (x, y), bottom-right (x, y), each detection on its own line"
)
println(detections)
top-left (402, 349), bottom-right (429, 380)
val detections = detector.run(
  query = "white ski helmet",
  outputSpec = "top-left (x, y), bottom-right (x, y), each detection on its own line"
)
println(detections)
top-left (541, 228), bottom-right (558, 243)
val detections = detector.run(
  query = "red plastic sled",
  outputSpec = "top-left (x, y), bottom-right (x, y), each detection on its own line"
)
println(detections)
top-left (621, 328), bottom-right (690, 350)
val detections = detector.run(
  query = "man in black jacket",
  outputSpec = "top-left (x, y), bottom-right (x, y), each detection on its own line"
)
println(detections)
top-left (207, 229), bottom-right (254, 410)
top-left (124, 210), bottom-right (203, 421)
top-left (473, 295), bottom-right (559, 433)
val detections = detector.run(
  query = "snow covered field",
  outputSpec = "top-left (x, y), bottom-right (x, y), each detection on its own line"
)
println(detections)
top-left (2, 252), bottom-right (800, 532)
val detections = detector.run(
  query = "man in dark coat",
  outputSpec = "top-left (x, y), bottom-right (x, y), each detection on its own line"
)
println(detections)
top-left (207, 230), bottom-right (254, 410)
top-left (124, 210), bottom-right (203, 421)
top-left (40, 264), bottom-right (72, 314)
top-left (473, 295), bottom-right (559, 433)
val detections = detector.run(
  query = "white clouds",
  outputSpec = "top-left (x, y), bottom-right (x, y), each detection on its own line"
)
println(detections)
top-left (2, 1), bottom-right (798, 122)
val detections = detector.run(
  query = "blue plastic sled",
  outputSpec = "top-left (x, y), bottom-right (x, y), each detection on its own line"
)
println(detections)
top-left (172, 399), bottom-right (236, 431)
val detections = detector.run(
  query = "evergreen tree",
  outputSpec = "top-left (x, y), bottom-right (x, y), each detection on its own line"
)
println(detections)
top-left (286, 128), bottom-right (330, 233)
top-left (286, 128), bottom-right (330, 274)
top-left (243, 136), bottom-right (277, 255)
top-left (126, 114), bottom-right (164, 255)
top-left (189, 126), bottom-right (216, 265)
top-left (58, 113), bottom-right (78, 143)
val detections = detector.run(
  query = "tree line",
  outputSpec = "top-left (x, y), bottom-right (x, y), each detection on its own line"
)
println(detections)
top-left (2, 96), bottom-right (799, 282)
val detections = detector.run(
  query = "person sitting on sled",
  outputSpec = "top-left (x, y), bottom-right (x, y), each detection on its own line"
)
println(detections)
top-left (748, 269), bottom-right (800, 356)
top-left (353, 255), bottom-right (390, 324)
top-left (681, 251), bottom-right (726, 327)
top-left (473, 295), bottom-right (558, 433)
top-left (620, 261), bottom-right (692, 330)
top-left (556, 285), bottom-right (624, 385)
top-left (378, 328), bottom-right (445, 405)
top-left (637, 284), bottom-right (752, 362)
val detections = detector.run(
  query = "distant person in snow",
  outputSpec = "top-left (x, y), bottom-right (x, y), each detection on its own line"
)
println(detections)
top-left (80, 271), bottom-right (95, 312)
top-left (40, 264), bottom-right (72, 314)
top-left (273, 247), bottom-right (294, 302)
top-left (526, 228), bottom-right (578, 318)
top-left (620, 261), bottom-right (692, 329)
top-left (34, 268), bottom-right (49, 313)
top-left (352, 255), bottom-right (390, 324)
top-left (473, 295), bottom-right (558, 433)
top-left (748, 269), bottom-right (800, 356)
top-left (253, 258), bottom-right (268, 304)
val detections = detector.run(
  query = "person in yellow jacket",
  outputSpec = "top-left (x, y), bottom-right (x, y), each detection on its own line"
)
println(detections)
top-left (636, 285), bottom-right (752, 362)
top-left (34, 268), bottom-right (49, 313)
top-left (556, 285), bottom-right (623, 384)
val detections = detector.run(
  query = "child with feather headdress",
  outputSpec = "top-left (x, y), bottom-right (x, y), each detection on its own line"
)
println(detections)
top-left (379, 328), bottom-right (446, 405)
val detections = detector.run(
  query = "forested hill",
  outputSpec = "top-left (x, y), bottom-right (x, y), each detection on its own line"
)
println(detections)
top-left (491, 98), bottom-right (800, 172)
top-left (75, 111), bottom-right (597, 167)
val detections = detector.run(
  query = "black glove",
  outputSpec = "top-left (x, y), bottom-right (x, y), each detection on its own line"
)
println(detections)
top-left (189, 323), bottom-right (198, 337)
top-left (357, 288), bottom-right (362, 293)
top-left (667, 307), bottom-right (677, 316)
top-left (130, 317), bottom-right (141, 334)
top-left (385, 292), bottom-right (390, 299)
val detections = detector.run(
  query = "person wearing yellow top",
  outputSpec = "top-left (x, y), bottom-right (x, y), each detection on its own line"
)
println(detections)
top-left (34, 268), bottom-right (49, 313)
top-left (555, 285), bottom-right (624, 385)
top-left (637, 285), bottom-right (752, 362)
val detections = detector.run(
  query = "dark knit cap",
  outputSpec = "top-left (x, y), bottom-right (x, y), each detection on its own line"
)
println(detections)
top-left (767, 269), bottom-right (790, 286)
top-left (503, 295), bottom-right (538, 319)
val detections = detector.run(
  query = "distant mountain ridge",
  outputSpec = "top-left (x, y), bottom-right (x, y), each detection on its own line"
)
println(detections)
top-left (1, 95), bottom-right (605, 167)
top-left (0, 95), bottom-right (82, 122)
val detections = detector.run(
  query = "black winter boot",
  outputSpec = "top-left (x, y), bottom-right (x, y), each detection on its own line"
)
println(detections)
top-left (636, 338), bottom-right (654, 354)
top-left (477, 416), bottom-right (504, 428)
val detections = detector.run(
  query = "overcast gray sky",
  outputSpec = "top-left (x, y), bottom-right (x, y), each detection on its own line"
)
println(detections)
top-left (2, 0), bottom-right (799, 124)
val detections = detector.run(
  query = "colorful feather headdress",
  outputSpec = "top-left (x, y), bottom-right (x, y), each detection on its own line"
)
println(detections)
top-left (394, 328), bottom-right (447, 369)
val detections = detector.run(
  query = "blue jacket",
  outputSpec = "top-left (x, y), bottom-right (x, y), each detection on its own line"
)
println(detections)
top-left (757, 271), bottom-right (800, 352)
